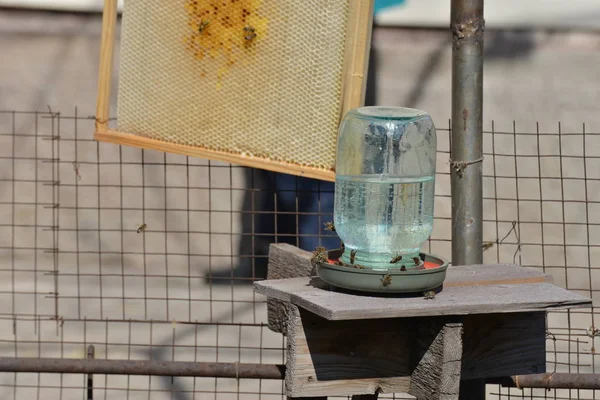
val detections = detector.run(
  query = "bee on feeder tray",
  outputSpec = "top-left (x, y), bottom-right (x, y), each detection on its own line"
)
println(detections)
top-left (335, 259), bottom-right (346, 267)
top-left (340, 240), bottom-right (345, 251)
top-left (349, 249), bottom-right (357, 264)
top-left (423, 291), bottom-right (436, 300)
top-left (311, 246), bottom-right (328, 267)
top-left (198, 19), bottom-right (210, 33)
top-left (400, 265), bottom-right (407, 272)
top-left (389, 255), bottom-right (403, 264)
top-left (413, 256), bottom-right (421, 266)
top-left (380, 274), bottom-right (392, 287)
top-left (324, 221), bottom-right (336, 232)
top-left (336, 259), bottom-right (362, 269)
top-left (137, 223), bottom-right (147, 234)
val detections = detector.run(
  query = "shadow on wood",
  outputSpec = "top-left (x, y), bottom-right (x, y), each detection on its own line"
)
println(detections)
top-left (284, 305), bottom-right (546, 398)
top-left (408, 320), bottom-right (463, 400)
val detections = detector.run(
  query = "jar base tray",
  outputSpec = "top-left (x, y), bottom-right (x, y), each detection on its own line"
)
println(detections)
top-left (317, 251), bottom-right (449, 294)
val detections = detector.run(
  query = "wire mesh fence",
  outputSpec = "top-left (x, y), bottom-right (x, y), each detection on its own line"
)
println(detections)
top-left (0, 108), bottom-right (598, 399)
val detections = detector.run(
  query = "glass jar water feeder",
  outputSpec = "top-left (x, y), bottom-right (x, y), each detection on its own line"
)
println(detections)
top-left (315, 106), bottom-right (449, 293)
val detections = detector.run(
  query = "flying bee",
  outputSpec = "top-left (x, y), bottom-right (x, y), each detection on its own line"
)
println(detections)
top-left (380, 274), bottom-right (392, 287)
top-left (413, 256), bottom-right (421, 266)
top-left (72, 162), bottom-right (81, 181)
top-left (350, 249), bottom-right (357, 264)
top-left (423, 291), bottom-right (436, 300)
top-left (390, 255), bottom-right (403, 264)
top-left (198, 19), bottom-right (210, 32)
top-left (324, 221), bottom-right (336, 232)
top-left (137, 223), bottom-right (147, 234)
top-left (482, 241), bottom-right (495, 252)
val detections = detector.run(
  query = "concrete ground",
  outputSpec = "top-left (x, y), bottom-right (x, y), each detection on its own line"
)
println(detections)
top-left (2, 10), bottom-right (600, 128)
top-left (1, 8), bottom-right (600, 400)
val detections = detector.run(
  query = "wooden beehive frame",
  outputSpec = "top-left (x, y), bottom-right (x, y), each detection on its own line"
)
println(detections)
top-left (94, 0), bottom-right (374, 181)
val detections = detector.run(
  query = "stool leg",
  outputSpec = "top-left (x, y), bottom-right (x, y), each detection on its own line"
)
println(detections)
top-left (409, 322), bottom-right (463, 400)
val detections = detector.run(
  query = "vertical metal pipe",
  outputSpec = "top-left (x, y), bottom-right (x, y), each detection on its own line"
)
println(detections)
top-left (87, 345), bottom-right (95, 400)
top-left (450, 0), bottom-right (485, 265)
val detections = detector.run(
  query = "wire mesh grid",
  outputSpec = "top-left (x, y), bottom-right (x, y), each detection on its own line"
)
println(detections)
top-left (0, 108), bottom-right (598, 399)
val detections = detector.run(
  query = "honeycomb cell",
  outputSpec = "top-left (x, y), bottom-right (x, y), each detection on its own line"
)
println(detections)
top-left (117, 0), bottom-right (350, 172)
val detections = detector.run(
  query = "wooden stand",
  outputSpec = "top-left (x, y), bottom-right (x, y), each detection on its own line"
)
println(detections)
top-left (255, 244), bottom-right (591, 400)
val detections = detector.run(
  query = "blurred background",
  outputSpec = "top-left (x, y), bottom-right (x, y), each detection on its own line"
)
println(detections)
top-left (2, 0), bottom-right (600, 128)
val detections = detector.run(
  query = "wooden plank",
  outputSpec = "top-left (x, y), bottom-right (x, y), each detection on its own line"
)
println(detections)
top-left (267, 244), bottom-right (316, 334)
top-left (285, 306), bottom-right (411, 397)
top-left (443, 264), bottom-right (553, 287)
top-left (461, 312), bottom-right (546, 379)
top-left (283, 307), bottom-right (546, 397)
top-left (95, 129), bottom-right (336, 182)
top-left (94, 0), bottom-right (118, 133)
top-left (409, 321), bottom-right (463, 400)
top-left (447, 276), bottom-right (550, 287)
top-left (254, 276), bottom-right (591, 321)
top-left (341, 0), bottom-right (374, 117)
top-left (267, 244), bottom-right (315, 281)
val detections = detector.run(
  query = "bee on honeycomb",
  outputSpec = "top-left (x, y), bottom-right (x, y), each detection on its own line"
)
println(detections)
top-left (184, 0), bottom-right (268, 86)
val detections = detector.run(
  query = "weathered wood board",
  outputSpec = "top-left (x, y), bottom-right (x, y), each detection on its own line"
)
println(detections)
top-left (266, 243), bottom-right (316, 334)
top-left (284, 305), bottom-right (546, 398)
top-left (285, 306), bottom-right (412, 397)
top-left (408, 320), bottom-right (463, 400)
top-left (255, 274), bottom-right (591, 321)
top-left (460, 312), bottom-right (546, 380)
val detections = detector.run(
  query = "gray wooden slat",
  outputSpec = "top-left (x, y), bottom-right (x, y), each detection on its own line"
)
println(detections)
top-left (255, 275), bottom-right (591, 321)
top-left (283, 306), bottom-right (546, 397)
top-left (408, 321), bottom-right (463, 400)
top-left (266, 243), bottom-right (316, 334)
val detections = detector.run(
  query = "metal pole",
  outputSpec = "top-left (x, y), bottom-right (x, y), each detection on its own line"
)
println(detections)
top-left (492, 373), bottom-right (600, 390)
top-left (450, 0), bottom-right (485, 266)
top-left (87, 346), bottom-right (94, 400)
top-left (0, 357), bottom-right (285, 379)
